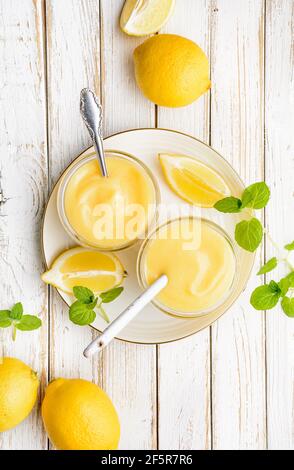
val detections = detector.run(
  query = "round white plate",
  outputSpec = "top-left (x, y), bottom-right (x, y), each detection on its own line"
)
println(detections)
top-left (42, 128), bottom-right (255, 344)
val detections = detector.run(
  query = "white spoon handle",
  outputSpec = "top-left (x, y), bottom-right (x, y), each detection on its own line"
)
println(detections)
top-left (83, 275), bottom-right (168, 358)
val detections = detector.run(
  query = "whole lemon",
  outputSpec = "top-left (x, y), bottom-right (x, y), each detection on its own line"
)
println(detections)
top-left (0, 357), bottom-right (39, 432)
top-left (42, 378), bottom-right (120, 450)
top-left (133, 34), bottom-right (211, 107)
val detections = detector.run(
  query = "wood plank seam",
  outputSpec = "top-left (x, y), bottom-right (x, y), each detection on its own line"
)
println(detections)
top-left (42, 0), bottom-right (51, 450)
top-left (263, 0), bottom-right (268, 450)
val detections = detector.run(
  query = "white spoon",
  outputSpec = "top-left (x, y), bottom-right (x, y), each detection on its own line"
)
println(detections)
top-left (83, 274), bottom-right (168, 358)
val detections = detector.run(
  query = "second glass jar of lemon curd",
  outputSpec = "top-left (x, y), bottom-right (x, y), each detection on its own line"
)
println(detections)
top-left (137, 217), bottom-right (238, 318)
top-left (57, 150), bottom-right (160, 251)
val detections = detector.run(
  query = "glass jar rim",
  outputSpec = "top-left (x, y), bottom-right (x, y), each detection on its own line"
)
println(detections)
top-left (57, 149), bottom-right (160, 252)
top-left (137, 216), bottom-right (239, 318)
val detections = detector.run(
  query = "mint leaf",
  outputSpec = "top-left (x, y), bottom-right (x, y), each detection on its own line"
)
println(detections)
top-left (241, 182), bottom-right (270, 209)
top-left (0, 318), bottom-right (12, 328)
top-left (0, 310), bottom-right (11, 320)
top-left (69, 301), bottom-right (96, 325)
top-left (278, 277), bottom-right (290, 296)
top-left (257, 257), bottom-right (278, 275)
top-left (85, 298), bottom-right (98, 310)
top-left (235, 218), bottom-right (263, 252)
top-left (100, 287), bottom-right (124, 304)
top-left (281, 297), bottom-right (294, 317)
top-left (15, 315), bottom-right (42, 331)
top-left (268, 280), bottom-right (281, 293)
top-left (10, 302), bottom-right (23, 320)
top-left (0, 310), bottom-right (12, 328)
top-left (214, 197), bottom-right (242, 213)
top-left (73, 286), bottom-right (94, 304)
top-left (284, 271), bottom-right (294, 287)
top-left (284, 241), bottom-right (294, 251)
top-left (250, 284), bottom-right (282, 310)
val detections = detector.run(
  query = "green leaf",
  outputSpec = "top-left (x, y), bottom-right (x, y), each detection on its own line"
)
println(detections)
top-left (281, 297), bottom-right (294, 317)
top-left (284, 271), bottom-right (294, 288)
top-left (241, 182), bottom-right (270, 209)
top-left (0, 319), bottom-right (12, 328)
top-left (73, 286), bottom-right (94, 304)
top-left (278, 277), bottom-right (290, 296)
top-left (0, 310), bottom-right (12, 328)
top-left (268, 280), bottom-right (281, 293)
top-left (235, 218), bottom-right (263, 252)
top-left (257, 257), bottom-right (278, 275)
top-left (0, 311), bottom-right (12, 328)
top-left (69, 301), bottom-right (96, 326)
top-left (250, 284), bottom-right (282, 310)
top-left (100, 287), bottom-right (124, 304)
top-left (214, 197), bottom-right (242, 213)
top-left (85, 298), bottom-right (98, 310)
top-left (15, 315), bottom-right (42, 331)
top-left (0, 310), bottom-right (11, 320)
top-left (10, 302), bottom-right (23, 320)
top-left (284, 241), bottom-right (294, 251)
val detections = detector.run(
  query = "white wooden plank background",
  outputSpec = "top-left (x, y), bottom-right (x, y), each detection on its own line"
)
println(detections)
top-left (0, 0), bottom-right (293, 450)
top-left (100, 0), bottom-right (157, 450)
top-left (265, 0), bottom-right (294, 450)
top-left (210, 0), bottom-right (267, 449)
top-left (157, 0), bottom-right (211, 450)
top-left (0, 0), bottom-right (48, 450)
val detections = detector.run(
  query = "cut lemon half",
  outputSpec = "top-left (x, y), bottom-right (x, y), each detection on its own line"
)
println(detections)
top-left (41, 247), bottom-right (126, 295)
top-left (159, 153), bottom-right (231, 208)
top-left (120, 0), bottom-right (175, 36)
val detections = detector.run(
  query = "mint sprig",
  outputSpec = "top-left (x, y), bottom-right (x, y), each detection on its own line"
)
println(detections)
top-left (251, 247), bottom-right (294, 315)
top-left (69, 285), bottom-right (124, 326)
top-left (214, 181), bottom-right (270, 252)
top-left (251, 275), bottom-right (294, 315)
top-left (215, 181), bottom-right (294, 318)
top-left (250, 281), bottom-right (282, 310)
top-left (0, 303), bottom-right (42, 340)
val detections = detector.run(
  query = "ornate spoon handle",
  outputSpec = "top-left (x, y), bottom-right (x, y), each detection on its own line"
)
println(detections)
top-left (80, 88), bottom-right (108, 177)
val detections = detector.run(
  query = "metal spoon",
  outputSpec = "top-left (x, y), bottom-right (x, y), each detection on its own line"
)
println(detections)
top-left (80, 88), bottom-right (108, 177)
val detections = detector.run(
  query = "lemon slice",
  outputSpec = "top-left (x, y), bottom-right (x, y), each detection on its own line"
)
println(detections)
top-left (120, 0), bottom-right (175, 36)
top-left (159, 153), bottom-right (231, 208)
top-left (41, 247), bottom-right (126, 295)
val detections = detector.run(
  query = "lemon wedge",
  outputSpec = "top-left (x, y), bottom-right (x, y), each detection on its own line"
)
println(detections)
top-left (41, 247), bottom-right (126, 294)
top-left (120, 0), bottom-right (175, 36)
top-left (159, 153), bottom-right (231, 208)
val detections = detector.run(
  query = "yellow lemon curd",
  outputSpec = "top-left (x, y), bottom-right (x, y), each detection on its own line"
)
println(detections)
top-left (141, 218), bottom-right (236, 313)
top-left (64, 154), bottom-right (157, 249)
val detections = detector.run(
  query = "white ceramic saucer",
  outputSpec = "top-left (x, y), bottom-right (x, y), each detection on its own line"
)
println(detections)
top-left (42, 128), bottom-right (255, 344)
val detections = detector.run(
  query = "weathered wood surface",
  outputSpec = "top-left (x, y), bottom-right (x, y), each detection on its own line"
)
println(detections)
top-left (0, 0), bottom-right (293, 450)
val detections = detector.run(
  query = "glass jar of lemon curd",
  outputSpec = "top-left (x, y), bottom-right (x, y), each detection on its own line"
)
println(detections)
top-left (57, 150), bottom-right (160, 251)
top-left (137, 217), bottom-right (238, 318)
